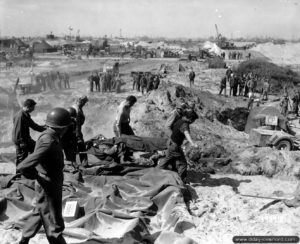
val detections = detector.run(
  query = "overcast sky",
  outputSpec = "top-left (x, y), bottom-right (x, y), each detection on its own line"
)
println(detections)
top-left (0, 0), bottom-right (299, 39)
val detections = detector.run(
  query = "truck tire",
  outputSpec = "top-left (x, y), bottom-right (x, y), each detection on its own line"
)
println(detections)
top-left (275, 140), bottom-right (292, 151)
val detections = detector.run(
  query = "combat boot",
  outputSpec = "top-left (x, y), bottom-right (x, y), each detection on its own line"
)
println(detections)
top-left (19, 237), bottom-right (30, 244)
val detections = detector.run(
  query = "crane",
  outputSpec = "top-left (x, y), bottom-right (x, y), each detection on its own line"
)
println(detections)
top-left (215, 24), bottom-right (222, 40)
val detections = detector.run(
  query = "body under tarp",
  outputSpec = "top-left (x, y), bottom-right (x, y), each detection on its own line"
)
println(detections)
top-left (0, 167), bottom-right (196, 243)
top-left (245, 106), bottom-right (288, 134)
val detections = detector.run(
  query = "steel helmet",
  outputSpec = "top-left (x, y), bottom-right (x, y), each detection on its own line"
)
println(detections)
top-left (46, 107), bottom-right (72, 128)
top-left (67, 107), bottom-right (77, 118)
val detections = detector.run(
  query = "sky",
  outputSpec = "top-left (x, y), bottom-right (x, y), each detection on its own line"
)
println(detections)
top-left (0, 0), bottom-right (299, 39)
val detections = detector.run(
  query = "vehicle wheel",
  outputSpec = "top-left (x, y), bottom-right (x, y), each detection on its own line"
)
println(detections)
top-left (275, 140), bottom-right (292, 151)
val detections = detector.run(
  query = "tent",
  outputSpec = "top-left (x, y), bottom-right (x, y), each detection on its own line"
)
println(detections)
top-left (245, 106), bottom-right (288, 134)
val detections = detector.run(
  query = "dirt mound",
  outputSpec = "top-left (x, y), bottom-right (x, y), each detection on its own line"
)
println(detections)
top-left (207, 57), bottom-right (226, 69)
top-left (236, 59), bottom-right (300, 92)
top-left (231, 147), bottom-right (300, 180)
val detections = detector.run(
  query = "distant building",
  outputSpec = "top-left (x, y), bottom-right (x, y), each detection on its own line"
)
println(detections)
top-left (33, 40), bottom-right (57, 53)
top-left (0, 38), bottom-right (27, 53)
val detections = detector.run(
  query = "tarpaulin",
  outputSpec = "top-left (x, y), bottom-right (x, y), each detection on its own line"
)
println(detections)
top-left (0, 167), bottom-right (196, 243)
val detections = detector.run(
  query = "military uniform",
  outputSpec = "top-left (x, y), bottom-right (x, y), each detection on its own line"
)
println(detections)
top-left (74, 105), bottom-right (88, 165)
top-left (12, 109), bottom-right (45, 170)
top-left (17, 128), bottom-right (67, 244)
top-left (219, 77), bottom-right (227, 95)
top-left (157, 118), bottom-right (189, 181)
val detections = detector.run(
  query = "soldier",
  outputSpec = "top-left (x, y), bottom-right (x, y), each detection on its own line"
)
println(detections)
top-left (41, 73), bottom-right (47, 91)
top-left (114, 74), bottom-right (122, 93)
top-left (238, 74), bottom-right (246, 96)
top-left (63, 72), bottom-right (70, 89)
top-left (226, 66), bottom-right (233, 83)
top-left (88, 74), bottom-right (94, 92)
top-left (262, 78), bottom-right (270, 101)
top-left (12, 99), bottom-right (46, 170)
top-left (100, 73), bottom-right (106, 93)
top-left (229, 73), bottom-right (235, 96)
top-left (56, 71), bottom-right (62, 89)
top-left (153, 75), bottom-right (160, 90)
top-left (17, 107), bottom-right (71, 244)
top-left (157, 109), bottom-right (198, 183)
top-left (136, 72), bottom-right (142, 92)
top-left (291, 90), bottom-right (300, 116)
top-left (140, 74), bottom-right (148, 95)
top-left (93, 72), bottom-right (100, 92)
top-left (189, 68), bottom-right (196, 88)
top-left (280, 93), bottom-right (289, 117)
top-left (146, 73), bottom-right (154, 93)
top-left (73, 96), bottom-right (89, 166)
top-left (132, 72), bottom-right (139, 91)
top-left (61, 107), bottom-right (77, 163)
top-left (219, 76), bottom-right (227, 96)
top-left (233, 73), bottom-right (239, 96)
top-left (113, 96), bottom-right (137, 137)
top-left (165, 102), bottom-right (189, 136)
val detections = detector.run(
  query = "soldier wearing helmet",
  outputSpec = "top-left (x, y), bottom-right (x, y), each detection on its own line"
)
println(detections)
top-left (17, 107), bottom-right (71, 244)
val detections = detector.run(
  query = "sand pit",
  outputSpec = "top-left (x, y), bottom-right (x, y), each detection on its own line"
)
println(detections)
top-left (1, 55), bottom-right (300, 243)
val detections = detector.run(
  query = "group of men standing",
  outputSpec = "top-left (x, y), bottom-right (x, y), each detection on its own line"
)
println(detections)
top-left (279, 90), bottom-right (300, 117)
top-left (88, 71), bottom-right (122, 93)
top-left (228, 51), bottom-right (243, 60)
top-left (131, 71), bottom-right (160, 95)
top-left (35, 71), bottom-right (70, 91)
top-left (219, 67), bottom-right (270, 100)
top-left (13, 96), bottom-right (89, 244)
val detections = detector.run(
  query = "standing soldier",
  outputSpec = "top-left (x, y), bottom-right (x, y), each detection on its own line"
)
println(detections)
top-left (73, 96), bottom-right (89, 166)
top-left (113, 96), bottom-right (137, 137)
top-left (262, 78), bottom-right (270, 101)
top-left (61, 107), bottom-right (78, 163)
top-left (56, 71), bottom-right (62, 89)
top-left (188, 68), bottom-right (196, 88)
top-left (88, 74), bottom-right (94, 92)
top-left (229, 73), bottom-right (235, 96)
top-left (41, 73), bottom-right (47, 91)
top-left (100, 73), bottom-right (106, 93)
top-left (63, 72), bottom-right (70, 89)
top-left (233, 73), bottom-right (239, 96)
top-left (17, 107), bottom-right (71, 244)
top-left (238, 74), bottom-right (246, 96)
top-left (280, 93), bottom-right (289, 117)
top-left (291, 90), bottom-right (300, 116)
top-left (247, 74), bottom-right (255, 93)
top-left (157, 110), bottom-right (198, 183)
top-left (219, 76), bottom-right (227, 96)
top-left (140, 74), bottom-right (148, 95)
top-left (114, 74), bottom-right (122, 93)
top-left (94, 72), bottom-right (100, 92)
top-left (12, 99), bottom-right (46, 171)
top-left (146, 73), bottom-right (154, 93)
top-left (153, 75), bottom-right (160, 90)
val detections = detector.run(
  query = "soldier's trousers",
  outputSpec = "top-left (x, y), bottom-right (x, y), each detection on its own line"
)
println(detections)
top-left (157, 140), bottom-right (187, 182)
top-left (21, 176), bottom-right (66, 244)
top-left (15, 140), bottom-right (35, 172)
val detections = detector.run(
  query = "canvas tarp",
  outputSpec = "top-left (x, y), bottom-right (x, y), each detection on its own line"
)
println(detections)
top-left (244, 106), bottom-right (288, 134)
top-left (0, 166), bottom-right (196, 243)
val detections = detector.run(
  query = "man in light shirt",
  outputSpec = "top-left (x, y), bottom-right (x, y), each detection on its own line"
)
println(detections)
top-left (113, 95), bottom-right (137, 137)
